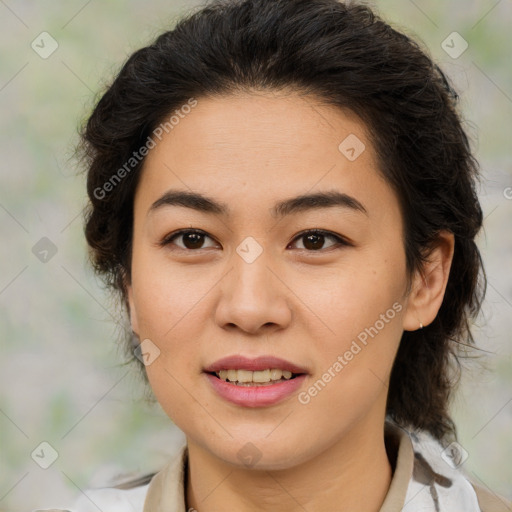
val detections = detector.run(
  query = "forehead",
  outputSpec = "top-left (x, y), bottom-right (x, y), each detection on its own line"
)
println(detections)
top-left (144, 90), bottom-right (367, 171)
top-left (135, 90), bottom-right (398, 223)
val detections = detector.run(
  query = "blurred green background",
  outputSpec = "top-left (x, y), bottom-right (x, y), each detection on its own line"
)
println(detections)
top-left (1, 1), bottom-right (511, 510)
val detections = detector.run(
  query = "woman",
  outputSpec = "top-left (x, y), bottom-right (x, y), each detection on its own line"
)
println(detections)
top-left (63, 0), bottom-right (510, 510)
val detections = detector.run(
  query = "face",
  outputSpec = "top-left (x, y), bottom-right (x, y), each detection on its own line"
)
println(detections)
top-left (127, 90), bottom-right (417, 470)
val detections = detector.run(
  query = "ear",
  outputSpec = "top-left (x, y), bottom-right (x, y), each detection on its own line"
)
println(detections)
top-left (403, 231), bottom-right (455, 331)
top-left (126, 283), bottom-right (140, 338)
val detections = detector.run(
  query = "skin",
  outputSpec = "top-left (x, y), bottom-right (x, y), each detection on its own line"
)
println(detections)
top-left (127, 89), bottom-right (454, 512)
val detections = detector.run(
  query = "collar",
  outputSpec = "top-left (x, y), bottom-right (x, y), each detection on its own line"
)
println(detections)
top-left (142, 421), bottom-right (483, 512)
top-left (142, 441), bottom-right (188, 512)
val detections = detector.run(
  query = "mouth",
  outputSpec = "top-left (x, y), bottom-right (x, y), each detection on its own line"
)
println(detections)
top-left (208, 368), bottom-right (302, 386)
top-left (203, 355), bottom-right (308, 405)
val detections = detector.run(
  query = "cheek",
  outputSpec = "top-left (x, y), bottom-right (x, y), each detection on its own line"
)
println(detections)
top-left (130, 251), bottom-right (213, 396)
top-left (298, 293), bottom-right (404, 431)
top-left (304, 253), bottom-right (407, 388)
top-left (130, 248), bottom-right (213, 339)
top-left (144, 359), bottom-right (201, 432)
top-left (306, 259), bottom-right (405, 339)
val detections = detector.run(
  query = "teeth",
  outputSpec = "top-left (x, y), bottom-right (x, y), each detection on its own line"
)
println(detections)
top-left (270, 368), bottom-right (282, 380)
top-left (253, 369), bottom-right (271, 382)
top-left (237, 369), bottom-right (253, 383)
top-left (215, 368), bottom-right (294, 383)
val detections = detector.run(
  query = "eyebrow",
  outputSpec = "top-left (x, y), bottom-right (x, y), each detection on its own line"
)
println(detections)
top-left (149, 189), bottom-right (368, 218)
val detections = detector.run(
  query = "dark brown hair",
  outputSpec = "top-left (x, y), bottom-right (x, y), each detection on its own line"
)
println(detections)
top-left (79, 0), bottom-right (486, 440)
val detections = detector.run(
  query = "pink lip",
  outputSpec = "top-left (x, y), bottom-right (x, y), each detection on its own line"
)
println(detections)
top-left (203, 355), bottom-right (308, 374)
top-left (203, 355), bottom-right (308, 408)
top-left (205, 373), bottom-right (307, 407)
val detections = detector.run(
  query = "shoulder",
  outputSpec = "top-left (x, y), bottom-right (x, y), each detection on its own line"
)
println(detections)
top-left (33, 473), bottom-right (155, 512)
top-left (35, 443), bottom-right (189, 512)
top-left (72, 483), bottom-right (150, 511)
top-left (404, 425), bottom-right (511, 512)
top-left (72, 473), bottom-right (154, 512)
top-left (470, 482), bottom-right (512, 512)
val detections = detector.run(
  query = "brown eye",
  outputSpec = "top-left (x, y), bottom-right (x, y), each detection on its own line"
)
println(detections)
top-left (161, 228), bottom-right (349, 252)
top-left (162, 229), bottom-right (218, 250)
top-left (289, 230), bottom-right (348, 251)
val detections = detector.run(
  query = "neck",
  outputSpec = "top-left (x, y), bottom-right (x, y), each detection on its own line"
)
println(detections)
top-left (186, 415), bottom-right (393, 512)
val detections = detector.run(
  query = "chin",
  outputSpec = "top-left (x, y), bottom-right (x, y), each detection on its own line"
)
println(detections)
top-left (208, 436), bottom-right (306, 471)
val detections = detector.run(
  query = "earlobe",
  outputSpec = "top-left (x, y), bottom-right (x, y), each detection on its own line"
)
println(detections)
top-left (403, 231), bottom-right (455, 331)
top-left (126, 284), bottom-right (140, 338)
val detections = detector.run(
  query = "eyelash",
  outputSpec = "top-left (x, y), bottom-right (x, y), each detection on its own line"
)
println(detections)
top-left (159, 228), bottom-right (351, 253)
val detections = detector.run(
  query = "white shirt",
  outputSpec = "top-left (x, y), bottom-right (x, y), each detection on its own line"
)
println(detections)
top-left (35, 420), bottom-right (511, 512)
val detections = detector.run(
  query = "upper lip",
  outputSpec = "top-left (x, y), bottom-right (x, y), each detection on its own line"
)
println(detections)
top-left (204, 355), bottom-right (308, 374)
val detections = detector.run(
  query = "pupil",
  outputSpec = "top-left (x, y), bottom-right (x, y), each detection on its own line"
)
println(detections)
top-left (184, 233), bottom-right (204, 249)
top-left (182, 233), bottom-right (325, 250)
top-left (304, 233), bottom-right (324, 250)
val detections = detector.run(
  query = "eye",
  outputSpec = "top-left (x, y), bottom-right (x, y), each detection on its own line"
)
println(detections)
top-left (288, 229), bottom-right (350, 251)
top-left (160, 228), bottom-right (350, 252)
top-left (161, 229), bottom-right (218, 251)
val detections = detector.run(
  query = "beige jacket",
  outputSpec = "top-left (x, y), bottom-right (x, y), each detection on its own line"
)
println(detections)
top-left (50, 422), bottom-right (511, 512)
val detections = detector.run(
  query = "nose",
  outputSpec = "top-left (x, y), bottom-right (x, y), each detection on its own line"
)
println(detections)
top-left (214, 246), bottom-right (292, 335)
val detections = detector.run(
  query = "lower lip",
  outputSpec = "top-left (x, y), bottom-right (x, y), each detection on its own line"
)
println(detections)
top-left (205, 373), bottom-right (307, 407)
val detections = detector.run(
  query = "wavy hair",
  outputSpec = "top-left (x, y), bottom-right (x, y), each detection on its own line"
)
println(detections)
top-left (78, 0), bottom-right (486, 440)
